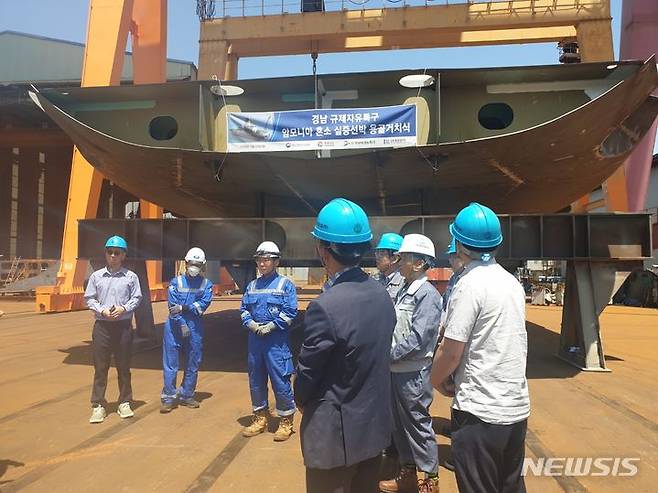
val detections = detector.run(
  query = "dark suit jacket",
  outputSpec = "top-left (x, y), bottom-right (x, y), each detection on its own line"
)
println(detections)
top-left (294, 267), bottom-right (397, 469)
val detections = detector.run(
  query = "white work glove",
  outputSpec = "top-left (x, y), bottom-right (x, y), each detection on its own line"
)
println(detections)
top-left (180, 323), bottom-right (191, 338)
top-left (169, 304), bottom-right (183, 316)
top-left (247, 320), bottom-right (260, 334)
top-left (256, 322), bottom-right (277, 336)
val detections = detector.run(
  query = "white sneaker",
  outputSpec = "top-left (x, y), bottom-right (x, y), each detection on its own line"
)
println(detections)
top-left (117, 402), bottom-right (134, 419)
top-left (89, 405), bottom-right (106, 424)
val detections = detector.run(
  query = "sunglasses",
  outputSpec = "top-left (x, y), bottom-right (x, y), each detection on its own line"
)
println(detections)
top-left (105, 249), bottom-right (125, 256)
top-left (255, 257), bottom-right (275, 263)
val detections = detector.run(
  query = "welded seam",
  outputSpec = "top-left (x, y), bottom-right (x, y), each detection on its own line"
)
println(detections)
top-left (488, 159), bottom-right (525, 186)
top-left (258, 156), bottom-right (318, 215)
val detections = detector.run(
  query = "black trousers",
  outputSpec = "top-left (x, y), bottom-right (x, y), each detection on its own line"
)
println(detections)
top-left (305, 456), bottom-right (381, 493)
top-left (91, 319), bottom-right (133, 406)
top-left (451, 409), bottom-right (527, 493)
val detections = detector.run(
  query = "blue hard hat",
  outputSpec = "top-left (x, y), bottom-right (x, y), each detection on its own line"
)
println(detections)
top-left (104, 235), bottom-right (127, 250)
top-left (311, 198), bottom-right (373, 244)
top-left (449, 203), bottom-right (503, 250)
top-left (445, 237), bottom-right (457, 255)
top-left (376, 233), bottom-right (403, 252)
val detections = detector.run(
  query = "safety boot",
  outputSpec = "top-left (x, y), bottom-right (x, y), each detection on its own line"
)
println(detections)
top-left (160, 401), bottom-right (176, 414)
top-left (417, 476), bottom-right (439, 493)
top-left (273, 414), bottom-right (294, 442)
top-left (379, 466), bottom-right (418, 493)
top-left (179, 397), bottom-right (200, 408)
top-left (242, 409), bottom-right (269, 437)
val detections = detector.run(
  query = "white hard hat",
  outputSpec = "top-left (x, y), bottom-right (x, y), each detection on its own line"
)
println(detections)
top-left (254, 241), bottom-right (280, 258)
top-left (397, 234), bottom-right (436, 259)
top-left (185, 247), bottom-right (206, 264)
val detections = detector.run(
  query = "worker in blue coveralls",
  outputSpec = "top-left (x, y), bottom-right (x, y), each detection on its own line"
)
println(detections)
top-left (240, 241), bottom-right (298, 442)
top-left (160, 247), bottom-right (213, 413)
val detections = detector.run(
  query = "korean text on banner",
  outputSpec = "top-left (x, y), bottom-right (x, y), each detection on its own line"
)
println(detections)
top-left (226, 104), bottom-right (417, 152)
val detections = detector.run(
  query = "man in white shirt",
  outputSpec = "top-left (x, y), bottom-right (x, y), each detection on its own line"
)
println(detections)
top-left (431, 203), bottom-right (530, 493)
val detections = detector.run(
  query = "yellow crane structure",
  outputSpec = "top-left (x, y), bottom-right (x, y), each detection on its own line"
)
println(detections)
top-left (37, 0), bottom-right (167, 312)
top-left (38, 0), bottom-right (627, 312)
top-left (199, 0), bottom-right (614, 79)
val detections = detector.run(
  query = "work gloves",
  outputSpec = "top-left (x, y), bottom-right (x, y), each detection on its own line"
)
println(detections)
top-left (246, 320), bottom-right (277, 336)
top-left (247, 320), bottom-right (261, 334)
top-left (170, 304), bottom-right (191, 336)
top-left (170, 304), bottom-right (196, 316)
top-left (256, 322), bottom-right (276, 336)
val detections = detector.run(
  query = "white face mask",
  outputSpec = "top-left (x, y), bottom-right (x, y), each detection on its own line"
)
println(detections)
top-left (187, 265), bottom-right (201, 277)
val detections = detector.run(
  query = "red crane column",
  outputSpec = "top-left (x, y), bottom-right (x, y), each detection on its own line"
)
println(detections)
top-left (620, 0), bottom-right (658, 212)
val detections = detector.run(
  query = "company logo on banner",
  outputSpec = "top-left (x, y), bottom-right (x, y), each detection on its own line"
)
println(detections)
top-left (226, 104), bottom-right (417, 152)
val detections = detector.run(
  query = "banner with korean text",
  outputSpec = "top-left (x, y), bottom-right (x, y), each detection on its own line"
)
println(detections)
top-left (226, 104), bottom-right (417, 152)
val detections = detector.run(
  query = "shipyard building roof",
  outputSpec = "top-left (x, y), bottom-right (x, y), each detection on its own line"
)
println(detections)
top-left (0, 30), bottom-right (197, 84)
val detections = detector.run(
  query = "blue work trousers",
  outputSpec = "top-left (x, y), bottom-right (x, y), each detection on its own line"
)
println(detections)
top-left (161, 320), bottom-right (203, 403)
top-left (247, 331), bottom-right (295, 416)
top-left (391, 367), bottom-right (439, 475)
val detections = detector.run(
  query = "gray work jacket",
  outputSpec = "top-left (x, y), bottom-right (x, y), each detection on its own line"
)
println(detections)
top-left (390, 275), bottom-right (443, 373)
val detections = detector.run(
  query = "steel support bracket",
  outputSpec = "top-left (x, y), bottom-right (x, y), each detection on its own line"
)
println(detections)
top-left (558, 260), bottom-right (642, 371)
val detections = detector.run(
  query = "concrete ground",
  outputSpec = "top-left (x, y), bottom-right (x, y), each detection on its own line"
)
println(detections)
top-left (0, 298), bottom-right (656, 492)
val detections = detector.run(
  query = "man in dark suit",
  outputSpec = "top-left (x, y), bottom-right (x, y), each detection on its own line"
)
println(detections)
top-left (295, 198), bottom-right (397, 493)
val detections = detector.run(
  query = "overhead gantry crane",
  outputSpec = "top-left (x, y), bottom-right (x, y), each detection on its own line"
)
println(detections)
top-left (199, 0), bottom-right (615, 80)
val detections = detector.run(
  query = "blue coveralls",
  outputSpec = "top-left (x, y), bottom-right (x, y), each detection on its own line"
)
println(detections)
top-left (240, 272), bottom-right (298, 416)
top-left (161, 274), bottom-right (213, 403)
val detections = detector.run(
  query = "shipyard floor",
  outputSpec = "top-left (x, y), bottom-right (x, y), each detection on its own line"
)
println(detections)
top-left (0, 298), bottom-right (656, 493)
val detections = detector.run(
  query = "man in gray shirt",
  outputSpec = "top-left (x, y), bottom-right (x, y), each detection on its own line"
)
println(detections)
top-left (84, 235), bottom-right (142, 424)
